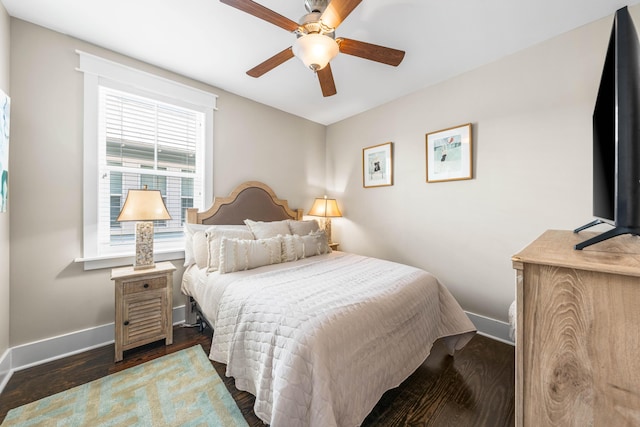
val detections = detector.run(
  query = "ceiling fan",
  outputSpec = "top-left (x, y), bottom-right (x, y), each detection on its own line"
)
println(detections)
top-left (220, 0), bottom-right (406, 97)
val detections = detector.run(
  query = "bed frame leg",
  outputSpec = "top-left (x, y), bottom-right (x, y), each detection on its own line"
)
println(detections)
top-left (184, 295), bottom-right (198, 325)
top-left (183, 295), bottom-right (213, 333)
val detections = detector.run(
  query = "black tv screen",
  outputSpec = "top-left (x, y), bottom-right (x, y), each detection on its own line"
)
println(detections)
top-left (575, 6), bottom-right (640, 249)
top-left (592, 26), bottom-right (616, 223)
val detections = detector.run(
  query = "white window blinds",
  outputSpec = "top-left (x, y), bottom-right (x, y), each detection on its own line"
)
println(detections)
top-left (98, 87), bottom-right (204, 250)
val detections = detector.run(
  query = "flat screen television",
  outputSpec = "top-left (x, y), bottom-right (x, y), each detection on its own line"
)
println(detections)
top-left (574, 6), bottom-right (640, 250)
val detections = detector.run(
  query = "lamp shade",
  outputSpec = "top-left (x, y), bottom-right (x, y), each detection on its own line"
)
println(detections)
top-left (292, 33), bottom-right (339, 71)
top-left (308, 197), bottom-right (342, 218)
top-left (117, 188), bottom-right (171, 222)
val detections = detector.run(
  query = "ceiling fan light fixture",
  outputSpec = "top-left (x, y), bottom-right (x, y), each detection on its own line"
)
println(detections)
top-left (292, 33), bottom-right (339, 71)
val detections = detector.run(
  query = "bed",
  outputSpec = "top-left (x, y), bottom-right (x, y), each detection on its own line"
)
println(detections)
top-left (181, 181), bottom-right (476, 427)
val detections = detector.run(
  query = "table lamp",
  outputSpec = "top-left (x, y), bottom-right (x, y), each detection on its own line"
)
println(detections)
top-left (117, 186), bottom-right (171, 270)
top-left (307, 195), bottom-right (342, 243)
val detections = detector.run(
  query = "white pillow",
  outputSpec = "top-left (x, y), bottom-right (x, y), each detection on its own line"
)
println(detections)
top-left (282, 234), bottom-right (303, 262)
top-left (288, 219), bottom-right (320, 236)
top-left (218, 236), bottom-right (283, 274)
top-left (205, 225), bottom-right (254, 272)
top-left (282, 230), bottom-right (331, 262)
top-left (183, 223), bottom-right (211, 267)
top-left (192, 231), bottom-right (209, 269)
top-left (301, 230), bottom-right (332, 258)
top-left (244, 219), bottom-right (291, 239)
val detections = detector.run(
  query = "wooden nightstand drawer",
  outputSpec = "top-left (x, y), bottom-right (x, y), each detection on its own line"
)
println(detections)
top-left (123, 276), bottom-right (166, 294)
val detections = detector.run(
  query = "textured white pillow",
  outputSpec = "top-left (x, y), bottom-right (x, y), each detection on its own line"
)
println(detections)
top-left (282, 234), bottom-right (304, 262)
top-left (244, 219), bottom-right (291, 239)
top-left (282, 230), bottom-right (331, 262)
top-left (288, 219), bottom-right (320, 236)
top-left (192, 231), bottom-right (209, 269)
top-left (206, 225), bottom-right (254, 272)
top-left (218, 236), bottom-right (283, 274)
top-left (300, 230), bottom-right (332, 258)
top-left (183, 223), bottom-right (211, 267)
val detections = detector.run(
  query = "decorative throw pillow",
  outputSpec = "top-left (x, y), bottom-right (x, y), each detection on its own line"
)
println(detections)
top-left (282, 234), bottom-right (304, 262)
top-left (183, 223), bottom-right (211, 267)
top-left (244, 219), bottom-right (291, 239)
top-left (301, 230), bottom-right (332, 258)
top-left (288, 219), bottom-right (320, 236)
top-left (192, 231), bottom-right (209, 269)
top-left (282, 230), bottom-right (331, 262)
top-left (218, 236), bottom-right (283, 274)
top-left (206, 225), bottom-right (254, 272)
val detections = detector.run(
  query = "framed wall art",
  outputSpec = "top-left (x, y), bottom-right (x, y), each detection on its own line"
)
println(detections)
top-left (426, 123), bottom-right (472, 183)
top-left (363, 142), bottom-right (393, 188)
top-left (0, 89), bottom-right (9, 213)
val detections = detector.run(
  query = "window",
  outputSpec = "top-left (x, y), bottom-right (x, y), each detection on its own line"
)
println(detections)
top-left (77, 51), bottom-right (216, 269)
top-left (101, 88), bottom-right (204, 251)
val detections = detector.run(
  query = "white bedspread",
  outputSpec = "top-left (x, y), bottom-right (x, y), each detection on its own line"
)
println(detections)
top-left (183, 252), bottom-right (476, 427)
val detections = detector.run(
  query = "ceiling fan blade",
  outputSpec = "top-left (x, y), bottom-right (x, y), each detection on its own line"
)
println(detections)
top-left (317, 64), bottom-right (337, 97)
top-left (320, 0), bottom-right (362, 29)
top-left (220, 0), bottom-right (300, 32)
top-left (337, 37), bottom-right (405, 66)
top-left (247, 47), bottom-right (295, 77)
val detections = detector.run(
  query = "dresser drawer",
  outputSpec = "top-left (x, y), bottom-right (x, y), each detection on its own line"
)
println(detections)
top-left (123, 276), bottom-right (166, 294)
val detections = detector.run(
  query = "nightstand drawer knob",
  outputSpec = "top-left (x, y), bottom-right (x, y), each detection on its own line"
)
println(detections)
top-left (124, 321), bottom-right (130, 326)
top-left (143, 283), bottom-right (149, 288)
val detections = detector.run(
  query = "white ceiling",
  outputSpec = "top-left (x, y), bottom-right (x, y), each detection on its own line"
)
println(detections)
top-left (2, 0), bottom-right (639, 125)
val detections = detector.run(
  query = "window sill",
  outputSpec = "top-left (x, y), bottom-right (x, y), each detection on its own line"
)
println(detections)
top-left (74, 249), bottom-right (185, 271)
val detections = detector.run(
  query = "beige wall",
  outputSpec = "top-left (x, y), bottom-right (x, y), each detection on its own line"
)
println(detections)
top-left (326, 10), bottom-right (622, 322)
top-left (8, 18), bottom-right (325, 346)
top-left (0, 2), bottom-right (9, 358)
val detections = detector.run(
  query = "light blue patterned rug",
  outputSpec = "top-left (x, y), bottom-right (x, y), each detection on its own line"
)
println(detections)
top-left (1, 345), bottom-right (248, 426)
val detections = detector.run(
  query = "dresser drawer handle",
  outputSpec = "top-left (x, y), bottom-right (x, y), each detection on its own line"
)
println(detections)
top-left (143, 283), bottom-right (149, 288)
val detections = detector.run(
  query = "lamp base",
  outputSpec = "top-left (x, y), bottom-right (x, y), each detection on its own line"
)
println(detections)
top-left (134, 221), bottom-right (155, 270)
top-left (320, 217), bottom-right (333, 244)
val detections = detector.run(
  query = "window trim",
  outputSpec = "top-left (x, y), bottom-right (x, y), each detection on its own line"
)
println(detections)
top-left (75, 51), bottom-right (216, 270)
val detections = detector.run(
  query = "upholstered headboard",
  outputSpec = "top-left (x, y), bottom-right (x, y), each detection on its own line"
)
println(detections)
top-left (186, 181), bottom-right (303, 225)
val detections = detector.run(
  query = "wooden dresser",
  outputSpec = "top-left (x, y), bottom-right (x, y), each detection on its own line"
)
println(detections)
top-left (512, 230), bottom-right (640, 426)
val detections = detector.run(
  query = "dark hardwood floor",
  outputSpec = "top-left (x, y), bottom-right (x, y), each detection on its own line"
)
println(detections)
top-left (0, 326), bottom-right (514, 426)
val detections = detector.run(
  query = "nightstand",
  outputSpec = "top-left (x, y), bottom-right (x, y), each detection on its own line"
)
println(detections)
top-left (329, 242), bottom-right (339, 251)
top-left (111, 261), bottom-right (176, 362)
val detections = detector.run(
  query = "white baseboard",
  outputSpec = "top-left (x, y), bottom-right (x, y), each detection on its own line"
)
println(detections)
top-left (465, 311), bottom-right (514, 346)
top-left (0, 305), bottom-right (187, 394)
top-left (0, 306), bottom-right (512, 395)
top-left (11, 324), bottom-right (115, 371)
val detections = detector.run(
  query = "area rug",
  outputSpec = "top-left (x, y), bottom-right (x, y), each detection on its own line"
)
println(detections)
top-left (1, 345), bottom-right (248, 426)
